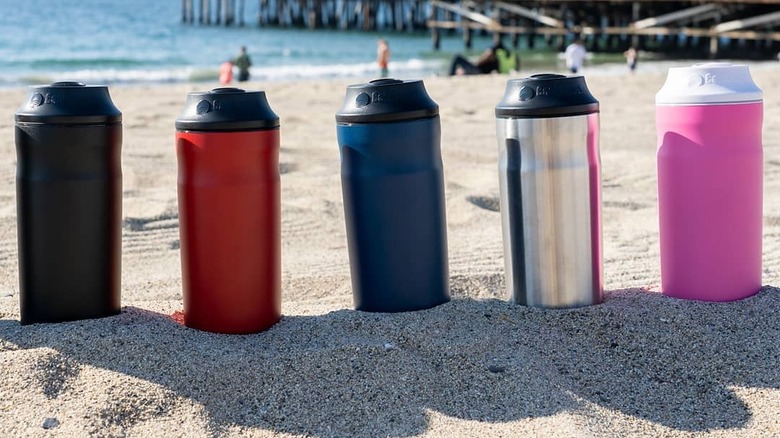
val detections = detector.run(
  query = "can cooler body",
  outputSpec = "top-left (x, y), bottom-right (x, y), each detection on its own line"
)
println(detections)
top-left (176, 129), bottom-right (281, 333)
top-left (175, 87), bottom-right (281, 334)
top-left (15, 83), bottom-right (122, 325)
top-left (336, 79), bottom-right (449, 312)
top-left (496, 113), bottom-right (602, 308)
top-left (657, 103), bottom-right (763, 301)
top-left (495, 74), bottom-right (602, 308)
top-left (656, 63), bottom-right (763, 301)
top-left (337, 117), bottom-right (450, 312)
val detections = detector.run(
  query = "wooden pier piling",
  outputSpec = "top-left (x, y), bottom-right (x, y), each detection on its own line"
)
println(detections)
top-left (200, 0), bottom-right (210, 24)
top-left (182, 0), bottom-right (195, 23)
top-left (223, 0), bottom-right (234, 26)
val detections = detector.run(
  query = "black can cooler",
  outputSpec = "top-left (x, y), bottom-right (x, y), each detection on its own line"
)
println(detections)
top-left (15, 82), bottom-right (122, 324)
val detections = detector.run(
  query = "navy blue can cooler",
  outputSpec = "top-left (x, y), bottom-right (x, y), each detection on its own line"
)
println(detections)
top-left (336, 79), bottom-right (450, 312)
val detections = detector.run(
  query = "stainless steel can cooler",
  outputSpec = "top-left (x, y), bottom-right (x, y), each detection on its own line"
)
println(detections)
top-left (495, 74), bottom-right (602, 308)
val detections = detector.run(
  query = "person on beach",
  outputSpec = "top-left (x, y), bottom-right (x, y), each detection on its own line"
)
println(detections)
top-left (564, 38), bottom-right (587, 74)
top-left (448, 41), bottom-right (517, 76)
top-left (219, 60), bottom-right (234, 85)
top-left (377, 39), bottom-right (390, 78)
top-left (234, 46), bottom-right (252, 82)
top-left (624, 46), bottom-right (638, 73)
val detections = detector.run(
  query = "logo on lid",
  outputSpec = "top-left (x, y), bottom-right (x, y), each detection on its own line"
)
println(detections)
top-left (29, 93), bottom-right (44, 108)
top-left (356, 92), bottom-right (371, 107)
top-left (196, 100), bottom-right (212, 114)
top-left (686, 73), bottom-right (720, 88)
top-left (686, 74), bottom-right (704, 87)
top-left (518, 86), bottom-right (535, 101)
top-left (28, 93), bottom-right (58, 108)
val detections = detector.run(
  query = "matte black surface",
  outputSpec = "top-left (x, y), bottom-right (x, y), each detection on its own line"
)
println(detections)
top-left (337, 117), bottom-right (450, 312)
top-left (15, 82), bottom-right (122, 125)
top-left (176, 87), bottom-right (279, 131)
top-left (335, 79), bottom-right (439, 124)
top-left (496, 74), bottom-right (599, 118)
top-left (15, 84), bottom-right (122, 325)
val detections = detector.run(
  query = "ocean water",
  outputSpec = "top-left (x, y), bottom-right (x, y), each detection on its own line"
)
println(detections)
top-left (0, 0), bottom-right (497, 86)
top-left (2, 0), bottom-right (624, 86)
top-left (1, 0), bottom-right (776, 87)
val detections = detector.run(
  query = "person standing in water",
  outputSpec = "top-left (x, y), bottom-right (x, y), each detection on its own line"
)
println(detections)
top-left (234, 46), bottom-right (252, 82)
top-left (377, 39), bottom-right (390, 78)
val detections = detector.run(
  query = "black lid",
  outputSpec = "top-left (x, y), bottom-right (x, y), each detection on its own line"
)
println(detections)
top-left (335, 79), bottom-right (438, 124)
top-left (175, 87), bottom-right (279, 131)
top-left (495, 74), bottom-right (599, 118)
top-left (15, 81), bottom-right (122, 125)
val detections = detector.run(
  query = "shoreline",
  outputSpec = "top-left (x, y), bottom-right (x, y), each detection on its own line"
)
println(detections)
top-left (2, 57), bottom-right (777, 89)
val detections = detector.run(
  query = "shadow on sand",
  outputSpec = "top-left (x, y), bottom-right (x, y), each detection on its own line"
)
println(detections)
top-left (1, 280), bottom-right (778, 436)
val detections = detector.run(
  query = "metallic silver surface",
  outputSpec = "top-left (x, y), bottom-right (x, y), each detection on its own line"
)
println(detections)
top-left (497, 114), bottom-right (602, 308)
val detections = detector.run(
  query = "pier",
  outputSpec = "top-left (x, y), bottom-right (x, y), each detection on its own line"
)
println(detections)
top-left (182, 0), bottom-right (432, 30)
top-left (180, 1), bottom-right (780, 58)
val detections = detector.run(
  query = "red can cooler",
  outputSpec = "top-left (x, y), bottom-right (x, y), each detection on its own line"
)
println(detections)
top-left (175, 88), bottom-right (281, 334)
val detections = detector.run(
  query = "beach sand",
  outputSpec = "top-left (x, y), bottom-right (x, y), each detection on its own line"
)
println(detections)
top-left (0, 68), bottom-right (779, 437)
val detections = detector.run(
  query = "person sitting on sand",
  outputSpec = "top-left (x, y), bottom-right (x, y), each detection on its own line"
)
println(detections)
top-left (448, 41), bottom-right (517, 76)
top-left (496, 46), bottom-right (520, 74)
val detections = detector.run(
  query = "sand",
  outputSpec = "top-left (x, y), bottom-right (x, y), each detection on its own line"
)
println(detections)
top-left (0, 66), bottom-right (779, 437)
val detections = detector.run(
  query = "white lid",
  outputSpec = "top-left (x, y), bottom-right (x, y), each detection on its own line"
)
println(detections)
top-left (656, 63), bottom-right (762, 105)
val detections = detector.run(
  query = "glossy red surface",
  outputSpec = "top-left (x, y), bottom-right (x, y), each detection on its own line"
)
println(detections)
top-left (176, 129), bottom-right (281, 333)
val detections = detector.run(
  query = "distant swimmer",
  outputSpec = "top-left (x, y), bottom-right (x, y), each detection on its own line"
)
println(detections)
top-left (219, 59), bottom-right (234, 85)
top-left (234, 46), bottom-right (252, 82)
top-left (377, 39), bottom-right (390, 78)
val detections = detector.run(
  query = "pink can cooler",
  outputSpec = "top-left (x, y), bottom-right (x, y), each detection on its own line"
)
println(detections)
top-left (656, 63), bottom-right (763, 301)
